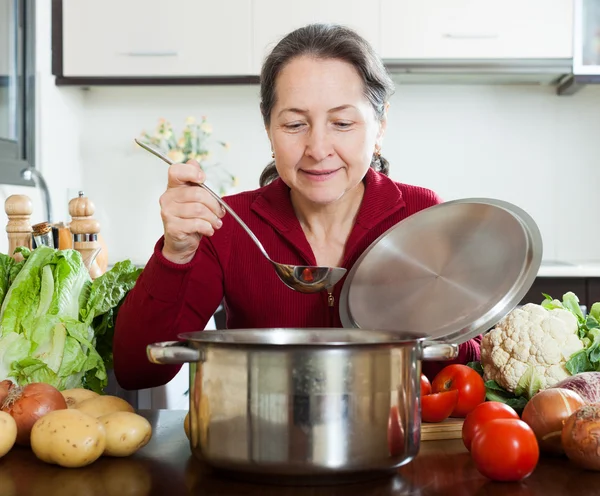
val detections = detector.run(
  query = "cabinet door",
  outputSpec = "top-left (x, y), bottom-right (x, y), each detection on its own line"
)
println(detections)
top-left (252, 0), bottom-right (381, 74)
top-left (381, 0), bottom-right (573, 60)
top-left (62, 0), bottom-right (252, 77)
top-left (573, 0), bottom-right (600, 74)
top-left (0, 0), bottom-right (10, 77)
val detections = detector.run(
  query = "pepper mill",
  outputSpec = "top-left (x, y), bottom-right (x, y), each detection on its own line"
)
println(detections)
top-left (69, 191), bottom-right (102, 279)
top-left (5, 194), bottom-right (33, 261)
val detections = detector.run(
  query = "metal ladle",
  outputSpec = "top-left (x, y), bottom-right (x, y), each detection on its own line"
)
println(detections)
top-left (135, 139), bottom-right (347, 294)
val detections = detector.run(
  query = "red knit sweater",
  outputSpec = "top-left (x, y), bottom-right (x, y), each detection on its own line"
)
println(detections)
top-left (113, 168), bottom-right (481, 390)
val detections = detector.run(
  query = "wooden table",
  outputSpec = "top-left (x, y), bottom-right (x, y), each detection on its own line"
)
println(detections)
top-left (0, 410), bottom-right (597, 495)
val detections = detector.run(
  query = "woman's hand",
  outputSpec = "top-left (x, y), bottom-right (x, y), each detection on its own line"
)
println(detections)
top-left (159, 160), bottom-right (225, 264)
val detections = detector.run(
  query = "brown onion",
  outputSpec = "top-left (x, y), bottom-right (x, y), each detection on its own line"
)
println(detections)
top-left (1, 383), bottom-right (67, 446)
top-left (521, 387), bottom-right (585, 455)
top-left (562, 403), bottom-right (600, 471)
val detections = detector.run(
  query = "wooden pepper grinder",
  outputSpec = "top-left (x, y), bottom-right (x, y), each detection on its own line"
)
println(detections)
top-left (69, 191), bottom-right (102, 279)
top-left (5, 194), bottom-right (33, 261)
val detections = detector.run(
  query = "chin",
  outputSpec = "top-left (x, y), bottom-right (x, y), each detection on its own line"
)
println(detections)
top-left (303, 190), bottom-right (345, 205)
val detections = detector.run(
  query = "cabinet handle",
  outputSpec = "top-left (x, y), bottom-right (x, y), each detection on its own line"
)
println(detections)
top-left (443, 33), bottom-right (499, 40)
top-left (118, 51), bottom-right (179, 57)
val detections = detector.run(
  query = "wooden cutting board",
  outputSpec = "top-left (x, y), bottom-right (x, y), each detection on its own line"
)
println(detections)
top-left (421, 418), bottom-right (464, 441)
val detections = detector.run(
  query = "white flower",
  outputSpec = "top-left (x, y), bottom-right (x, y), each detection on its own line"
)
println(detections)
top-left (200, 122), bottom-right (212, 135)
top-left (167, 150), bottom-right (185, 163)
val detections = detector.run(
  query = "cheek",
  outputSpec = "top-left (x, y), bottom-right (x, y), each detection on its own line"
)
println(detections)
top-left (338, 132), bottom-right (376, 166)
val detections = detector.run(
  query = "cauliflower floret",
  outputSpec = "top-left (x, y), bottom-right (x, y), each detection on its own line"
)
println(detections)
top-left (481, 303), bottom-right (584, 393)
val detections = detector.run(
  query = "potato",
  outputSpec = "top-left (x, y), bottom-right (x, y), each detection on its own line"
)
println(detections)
top-left (30, 409), bottom-right (106, 468)
top-left (0, 411), bottom-right (17, 457)
top-left (99, 411), bottom-right (152, 457)
top-left (61, 388), bottom-right (99, 408)
top-left (75, 395), bottom-right (135, 418)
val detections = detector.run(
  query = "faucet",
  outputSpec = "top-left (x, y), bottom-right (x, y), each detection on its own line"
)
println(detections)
top-left (20, 167), bottom-right (53, 224)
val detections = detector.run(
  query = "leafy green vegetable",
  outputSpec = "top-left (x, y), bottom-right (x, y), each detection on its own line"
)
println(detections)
top-left (0, 247), bottom-right (141, 393)
top-left (467, 361), bottom-right (529, 411)
top-left (484, 381), bottom-right (529, 411)
top-left (0, 253), bottom-right (15, 309)
top-left (467, 361), bottom-right (484, 375)
top-left (514, 365), bottom-right (543, 399)
top-left (543, 292), bottom-right (600, 374)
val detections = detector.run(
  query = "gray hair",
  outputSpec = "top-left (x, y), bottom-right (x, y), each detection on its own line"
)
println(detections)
top-left (259, 23), bottom-right (395, 187)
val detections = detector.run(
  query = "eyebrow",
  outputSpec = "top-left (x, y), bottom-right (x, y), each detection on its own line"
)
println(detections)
top-left (277, 104), bottom-right (357, 118)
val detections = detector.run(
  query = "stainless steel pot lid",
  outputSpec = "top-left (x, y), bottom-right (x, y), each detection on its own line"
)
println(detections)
top-left (339, 198), bottom-right (542, 344)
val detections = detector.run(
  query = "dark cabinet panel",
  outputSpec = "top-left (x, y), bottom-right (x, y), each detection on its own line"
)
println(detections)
top-left (520, 278), bottom-right (587, 307)
top-left (587, 279), bottom-right (600, 310)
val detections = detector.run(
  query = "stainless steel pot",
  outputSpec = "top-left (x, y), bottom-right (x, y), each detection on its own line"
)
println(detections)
top-left (147, 329), bottom-right (457, 484)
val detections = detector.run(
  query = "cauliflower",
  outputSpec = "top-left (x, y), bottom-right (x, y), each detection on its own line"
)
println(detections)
top-left (481, 303), bottom-right (584, 394)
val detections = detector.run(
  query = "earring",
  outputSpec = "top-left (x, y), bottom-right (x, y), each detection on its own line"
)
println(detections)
top-left (271, 151), bottom-right (275, 159)
top-left (374, 145), bottom-right (382, 157)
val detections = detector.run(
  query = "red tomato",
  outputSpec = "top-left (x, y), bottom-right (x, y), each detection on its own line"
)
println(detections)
top-left (421, 389), bottom-right (459, 423)
top-left (471, 419), bottom-right (539, 482)
top-left (387, 405), bottom-right (405, 456)
top-left (420, 374), bottom-right (432, 397)
top-left (462, 401), bottom-right (520, 451)
top-left (431, 364), bottom-right (486, 417)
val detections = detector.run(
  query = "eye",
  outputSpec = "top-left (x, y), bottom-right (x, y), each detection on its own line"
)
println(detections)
top-left (283, 122), bottom-right (305, 130)
top-left (334, 121), bottom-right (353, 129)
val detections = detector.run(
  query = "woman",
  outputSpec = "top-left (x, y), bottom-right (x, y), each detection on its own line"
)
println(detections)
top-left (113, 24), bottom-right (481, 390)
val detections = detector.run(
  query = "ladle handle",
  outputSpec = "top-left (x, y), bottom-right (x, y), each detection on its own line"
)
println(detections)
top-left (135, 139), bottom-right (271, 260)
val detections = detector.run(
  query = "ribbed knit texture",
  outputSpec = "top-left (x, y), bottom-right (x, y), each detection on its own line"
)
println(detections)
top-left (113, 169), bottom-right (480, 390)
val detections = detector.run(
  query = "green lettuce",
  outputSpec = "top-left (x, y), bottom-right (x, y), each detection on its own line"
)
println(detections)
top-left (0, 247), bottom-right (142, 393)
top-left (542, 292), bottom-right (600, 374)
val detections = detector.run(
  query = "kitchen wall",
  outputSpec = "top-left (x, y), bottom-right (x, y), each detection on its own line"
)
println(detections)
top-left (78, 82), bottom-right (600, 265)
top-left (2, 2), bottom-right (600, 269)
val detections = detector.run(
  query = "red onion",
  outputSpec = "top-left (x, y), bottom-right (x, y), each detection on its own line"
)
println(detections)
top-left (552, 373), bottom-right (600, 404)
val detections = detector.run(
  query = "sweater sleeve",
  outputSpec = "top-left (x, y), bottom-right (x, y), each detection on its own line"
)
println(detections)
top-left (113, 236), bottom-right (224, 390)
top-left (421, 335), bottom-right (483, 381)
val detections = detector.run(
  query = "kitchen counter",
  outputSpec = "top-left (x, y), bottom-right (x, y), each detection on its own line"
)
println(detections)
top-left (0, 409), bottom-right (597, 495)
top-left (537, 261), bottom-right (600, 278)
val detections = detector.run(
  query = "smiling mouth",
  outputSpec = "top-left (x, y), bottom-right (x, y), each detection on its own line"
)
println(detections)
top-left (302, 169), bottom-right (339, 176)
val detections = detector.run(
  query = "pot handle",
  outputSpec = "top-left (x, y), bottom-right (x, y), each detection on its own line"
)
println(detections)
top-left (421, 342), bottom-right (459, 361)
top-left (147, 341), bottom-right (202, 365)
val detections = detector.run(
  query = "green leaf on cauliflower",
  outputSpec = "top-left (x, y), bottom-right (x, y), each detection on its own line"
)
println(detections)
top-left (514, 365), bottom-right (543, 399)
top-left (562, 292), bottom-right (585, 323)
top-left (467, 361), bottom-right (484, 376)
top-left (485, 389), bottom-right (529, 411)
top-left (483, 379), bottom-right (529, 411)
top-left (566, 349), bottom-right (592, 375)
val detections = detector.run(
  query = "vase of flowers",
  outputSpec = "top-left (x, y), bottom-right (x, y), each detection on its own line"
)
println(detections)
top-left (139, 116), bottom-right (237, 195)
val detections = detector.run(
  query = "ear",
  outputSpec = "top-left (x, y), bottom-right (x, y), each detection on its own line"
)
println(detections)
top-left (376, 102), bottom-right (390, 147)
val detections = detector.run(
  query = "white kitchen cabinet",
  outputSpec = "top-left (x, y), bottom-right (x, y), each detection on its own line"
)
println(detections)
top-left (251, 0), bottom-right (381, 74)
top-left (62, 0), bottom-right (253, 77)
top-left (0, 0), bottom-right (11, 76)
top-left (381, 0), bottom-right (574, 60)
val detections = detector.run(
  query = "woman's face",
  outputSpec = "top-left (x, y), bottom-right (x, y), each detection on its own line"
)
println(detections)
top-left (267, 56), bottom-right (386, 206)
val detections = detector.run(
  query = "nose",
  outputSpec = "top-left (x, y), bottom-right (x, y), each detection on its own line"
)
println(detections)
top-left (304, 125), bottom-right (333, 162)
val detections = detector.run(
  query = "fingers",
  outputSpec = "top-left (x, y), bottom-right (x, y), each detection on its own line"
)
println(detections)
top-left (170, 186), bottom-right (225, 220)
top-left (167, 161), bottom-right (206, 188)
top-left (163, 216), bottom-right (217, 239)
